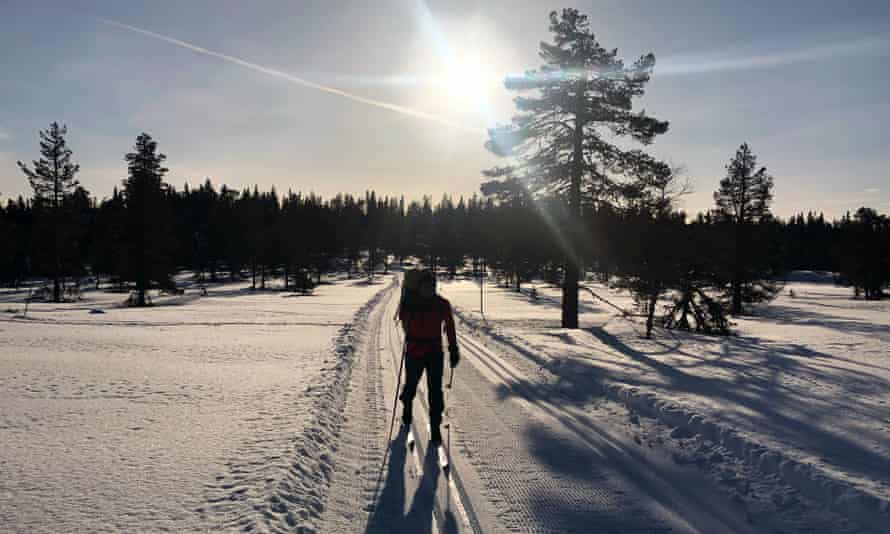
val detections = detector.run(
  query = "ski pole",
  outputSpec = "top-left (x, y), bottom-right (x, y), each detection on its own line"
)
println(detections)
top-left (389, 337), bottom-right (406, 436)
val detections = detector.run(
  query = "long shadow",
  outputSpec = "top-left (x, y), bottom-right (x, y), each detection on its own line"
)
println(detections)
top-left (366, 430), bottom-right (446, 534)
top-left (402, 446), bottom-right (442, 534)
top-left (365, 426), bottom-right (408, 533)
top-left (476, 309), bottom-right (890, 486)
top-left (747, 303), bottom-right (890, 340)
top-left (522, 423), bottom-right (730, 533)
top-left (587, 328), bottom-right (890, 483)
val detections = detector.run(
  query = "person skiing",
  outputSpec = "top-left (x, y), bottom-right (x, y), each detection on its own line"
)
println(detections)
top-left (398, 270), bottom-right (459, 444)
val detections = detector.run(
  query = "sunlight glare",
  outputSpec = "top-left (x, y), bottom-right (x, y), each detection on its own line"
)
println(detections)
top-left (442, 54), bottom-right (491, 105)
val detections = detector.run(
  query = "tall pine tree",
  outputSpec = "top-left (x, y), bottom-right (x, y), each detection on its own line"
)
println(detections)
top-left (123, 133), bottom-right (174, 306)
top-left (487, 8), bottom-right (668, 328)
top-left (713, 142), bottom-right (778, 314)
top-left (17, 122), bottom-right (82, 302)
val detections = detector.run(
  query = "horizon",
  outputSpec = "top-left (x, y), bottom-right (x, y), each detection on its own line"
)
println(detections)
top-left (2, 0), bottom-right (890, 218)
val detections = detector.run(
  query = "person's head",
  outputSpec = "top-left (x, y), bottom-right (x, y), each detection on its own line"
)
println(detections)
top-left (418, 270), bottom-right (436, 298)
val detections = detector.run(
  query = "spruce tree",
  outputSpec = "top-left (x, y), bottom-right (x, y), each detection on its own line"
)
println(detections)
top-left (713, 143), bottom-right (778, 314)
top-left (487, 8), bottom-right (668, 328)
top-left (836, 207), bottom-right (889, 299)
top-left (122, 133), bottom-right (174, 306)
top-left (17, 122), bottom-right (82, 302)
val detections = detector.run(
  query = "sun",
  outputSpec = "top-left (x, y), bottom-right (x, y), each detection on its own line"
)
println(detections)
top-left (442, 54), bottom-right (491, 106)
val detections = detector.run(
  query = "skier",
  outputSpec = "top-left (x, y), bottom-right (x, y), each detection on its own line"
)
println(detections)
top-left (398, 270), bottom-right (459, 445)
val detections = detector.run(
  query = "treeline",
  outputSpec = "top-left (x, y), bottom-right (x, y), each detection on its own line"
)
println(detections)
top-left (2, 128), bottom-right (887, 313)
top-left (3, 122), bottom-right (890, 326)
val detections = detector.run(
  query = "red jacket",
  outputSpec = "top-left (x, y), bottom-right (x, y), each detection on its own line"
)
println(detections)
top-left (399, 296), bottom-right (457, 357)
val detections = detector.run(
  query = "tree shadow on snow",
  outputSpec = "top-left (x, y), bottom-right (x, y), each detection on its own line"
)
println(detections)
top-left (745, 303), bottom-right (890, 341)
top-left (521, 423), bottom-right (705, 533)
top-left (484, 316), bottom-right (890, 489)
top-left (586, 328), bottom-right (890, 484)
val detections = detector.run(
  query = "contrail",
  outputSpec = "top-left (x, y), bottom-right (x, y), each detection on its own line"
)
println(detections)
top-left (97, 17), bottom-right (467, 130)
top-left (659, 35), bottom-right (890, 77)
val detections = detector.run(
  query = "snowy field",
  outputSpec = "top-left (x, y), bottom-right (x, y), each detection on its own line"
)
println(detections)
top-left (439, 274), bottom-right (890, 528)
top-left (3, 271), bottom-right (888, 533)
top-left (0, 276), bottom-right (389, 533)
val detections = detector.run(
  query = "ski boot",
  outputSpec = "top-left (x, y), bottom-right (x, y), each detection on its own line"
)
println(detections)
top-left (430, 425), bottom-right (443, 445)
top-left (400, 395), bottom-right (413, 427)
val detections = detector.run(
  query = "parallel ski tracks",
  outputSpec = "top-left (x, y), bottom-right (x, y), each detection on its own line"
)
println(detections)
top-left (380, 290), bottom-right (480, 534)
top-left (454, 329), bottom-right (756, 534)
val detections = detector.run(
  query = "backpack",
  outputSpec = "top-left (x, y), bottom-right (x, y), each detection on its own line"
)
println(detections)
top-left (398, 269), bottom-right (435, 319)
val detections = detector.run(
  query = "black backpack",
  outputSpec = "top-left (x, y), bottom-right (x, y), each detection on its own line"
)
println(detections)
top-left (399, 269), bottom-right (435, 318)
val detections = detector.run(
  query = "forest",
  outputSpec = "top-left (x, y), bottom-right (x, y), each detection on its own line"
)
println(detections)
top-left (2, 124), bottom-right (888, 338)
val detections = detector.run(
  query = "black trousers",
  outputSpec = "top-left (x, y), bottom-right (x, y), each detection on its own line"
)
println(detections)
top-left (400, 350), bottom-right (445, 428)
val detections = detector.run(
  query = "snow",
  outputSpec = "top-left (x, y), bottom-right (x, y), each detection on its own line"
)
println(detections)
top-left (438, 275), bottom-right (890, 530)
top-left (0, 277), bottom-right (389, 533)
top-left (3, 271), bottom-right (888, 532)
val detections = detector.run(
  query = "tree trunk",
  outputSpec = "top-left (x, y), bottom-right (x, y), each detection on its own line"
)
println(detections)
top-left (731, 280), bottom-right (742, 315)
top-left (562, 88), bottom-right (585, 329)
top-left (137, 279), bottom-right (146, 307)
top-left (645, 292), bottom-right (658, 339)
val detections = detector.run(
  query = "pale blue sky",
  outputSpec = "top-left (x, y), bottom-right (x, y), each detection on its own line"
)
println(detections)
top-left (1, 0), bottom-right (889, 217)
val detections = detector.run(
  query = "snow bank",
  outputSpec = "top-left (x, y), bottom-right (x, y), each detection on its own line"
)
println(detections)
top-left (257, 278), bottom-right (394, 532)
top-left (0, 275), bottom-right (394, 533)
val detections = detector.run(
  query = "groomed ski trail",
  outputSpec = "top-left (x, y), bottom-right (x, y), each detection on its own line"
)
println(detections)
top-left (324, 276), bottom-right (767, 533)
top-left (319, 275), bottom-right (478, 533)
top-left (451, 329), bottom-right (756, 533)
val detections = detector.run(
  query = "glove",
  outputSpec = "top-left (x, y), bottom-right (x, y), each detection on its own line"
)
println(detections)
top-left (448, 346), bottom-right (460, 368)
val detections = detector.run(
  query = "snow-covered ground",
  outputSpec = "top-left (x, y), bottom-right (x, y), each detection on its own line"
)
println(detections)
top-left (3, 271), bottom-right (887, 533)
top-left (0, 276), bottom-right (389, 533)
top-left (438, 274), bottom-right (890, 530)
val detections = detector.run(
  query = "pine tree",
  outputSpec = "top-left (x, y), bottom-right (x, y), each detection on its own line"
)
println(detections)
top-left (713, 143), bottom-right (779, 314)
top-left (610, 164), bottom-right (687, 338)
top-left (122, 133), bottom-right (174, 306)
top-left (487, 8), bottom-right (668, 328)
top-left (836, 207), bottom-right (889, 299)
top-left (17, 122), bottom-right (82, 302)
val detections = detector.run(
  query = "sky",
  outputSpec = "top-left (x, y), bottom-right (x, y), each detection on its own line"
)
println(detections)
top-left (1, 0), bottom-right (889, 218)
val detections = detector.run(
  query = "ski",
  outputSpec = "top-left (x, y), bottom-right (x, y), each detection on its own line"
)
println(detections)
top-left (437, 444), bottom-right (449, 470)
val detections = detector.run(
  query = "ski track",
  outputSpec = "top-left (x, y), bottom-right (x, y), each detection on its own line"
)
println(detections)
top-left (202, 280), bottom-right (394, 533)
top-left (448, 302), bottom-right (876, 533)
top-left (449, 329), bottom-right (738, 533)
top-left (362, 279), bottom-right (738, 534)
top-left (317, 278), bottom-right (393, 532)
